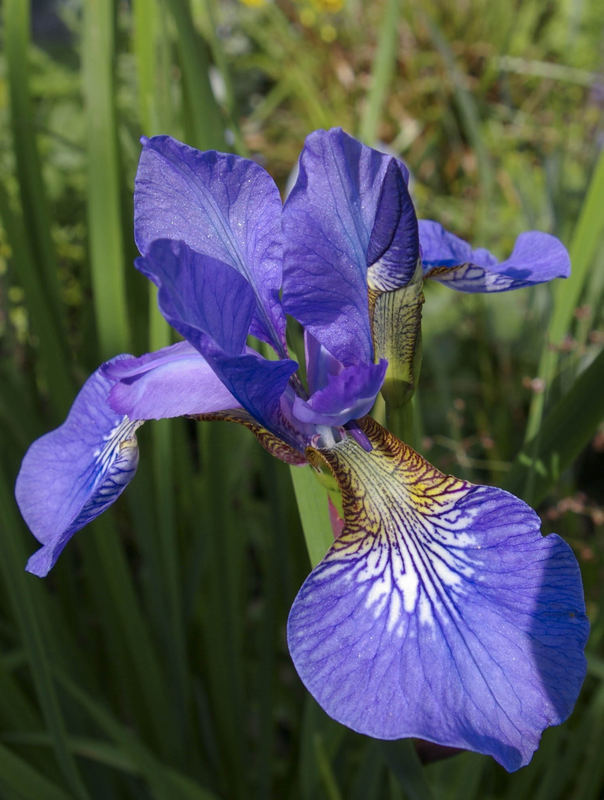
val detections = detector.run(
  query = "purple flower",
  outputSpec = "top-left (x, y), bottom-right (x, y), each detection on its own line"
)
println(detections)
top-left (15, 128), bottom-right (586, 771)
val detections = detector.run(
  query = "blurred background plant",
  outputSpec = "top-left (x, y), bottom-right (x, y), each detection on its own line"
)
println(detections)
top-left (0, 0), bottom-right (602, 797)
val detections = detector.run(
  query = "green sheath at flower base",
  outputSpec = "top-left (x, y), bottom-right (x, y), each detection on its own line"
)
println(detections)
top-left (369, 260), bottom-right (424, 409)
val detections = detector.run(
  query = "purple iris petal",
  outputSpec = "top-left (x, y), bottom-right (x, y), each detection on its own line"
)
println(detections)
top-left (293, 359), bottom-right (388, 427)
top-left (304, 331), bottom-right (340, 396)
top-left (366, 159), bottom-right (419, 292)
top-left (139, 239), bottom-right (299, 440)
top-left (420, 220), bottom-right (571, 291)
top-left (300, 331), bottom-right (387, 428)
top-left (135, 135), bottom-right (287, 353)
top-left (288, 422), bottom-right (588, 771)
top-left (283, 128), bottom-right (418, 366)
top-left (104, 341), bottom-right (239, 419)
top-left (15, 357), bottom-right (143, 577)
top-left (213, 354), bottom-right (304, 448)
top-left (138, 239), bottom-right (255, 357)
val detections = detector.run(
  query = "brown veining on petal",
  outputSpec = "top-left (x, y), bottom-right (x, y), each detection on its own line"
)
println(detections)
top-left (306, 415), bottom-right (470, 566)
top-left (192, 409), bottom-right (307, 465)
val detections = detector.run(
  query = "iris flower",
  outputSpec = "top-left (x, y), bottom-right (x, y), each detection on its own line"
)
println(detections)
top-left (15, 128), bottom-right (587, 771)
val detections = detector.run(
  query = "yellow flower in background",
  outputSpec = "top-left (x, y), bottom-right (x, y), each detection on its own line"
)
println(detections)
top-left (296, 0), bottom-right (344, 39)
top-left (238, 0), bottom-right (344, 10)
top-left (299, 6), bottom-right (316, 26)
top-left (320, 23), bottom-right (337, 42)
top-left (310, 0), bottom-right (344, 11)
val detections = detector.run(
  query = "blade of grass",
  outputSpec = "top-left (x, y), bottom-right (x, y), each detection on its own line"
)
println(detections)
top-left (587, 654), bottom-right (604, 681)
top-left (3, 732), bottom-right (137, 774)
top-left (248, 6), bottom-right (331, 130)
top-left (198, 0), bottom-right (248, 155)
top-left (573, 249), bottom-right (604, 353)
top-left (298, 698), bottom-right (346, 800)
top-left (388, 771), bottom-right (405, 800)
top-left (0, 360), bottom-right (40, 451)
top-left (351, 740), bottom-right (385, 800)
top-left (358, 0), bottom-right (401, 144)
top-left (56, 672), bottom-right (220, 800)
top-left (3, 0), bottom-right (74, 421)
top-left (451, 754), bottom-right (486, 800)
top-left (133, 0), bottom-right (191, 765)
top-left (507, 347), bottom-right (604, 504)
top-left (0, 742), bottom-right (72, 800)
top-left (196, 422), bottom-right (248, 798)
top-left (82, 0), bottom-right (130, 357)
top-left (422, 13), bottom-right (495, 212)
top-left (313, 733), bottom-right (343, 800)
top-left (0, 184), bottom-right (73, 417)
top-left (133, 0), bottom-right (174, 136)
top-left (570, 683), bottom-right (604, 800)
top-left (0, 651), bottom-right (41, 731)
top-left (80, 515), bottom-right (182, 764)
top-left (380, 740), bottom-right (435, 800)
top-left (525, 149), bottom-right (604, 441)
top-left (162, 0), bottom-right (226, 151)
top-left (532, 729), bottom-right (581, 800)
top-left (4, 0), bottom-right (64, 326)
top-left (0, 463), bottom-right (90, 800)
top-left (254, 455), bottom-right (292, 798)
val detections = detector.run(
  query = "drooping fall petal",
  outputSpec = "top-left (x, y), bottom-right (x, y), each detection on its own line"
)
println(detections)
top-left (420, 221), bottom-right (570, 292)
top-left (16, 340), bottom-right (246, 576)
top-left (288, 418), bottom-right (588, 771)
top-left (16, 357), bottom-right (142, 577)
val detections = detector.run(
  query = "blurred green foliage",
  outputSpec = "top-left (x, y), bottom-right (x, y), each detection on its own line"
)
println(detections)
top-left (0, 0), bottom-right (602, 797)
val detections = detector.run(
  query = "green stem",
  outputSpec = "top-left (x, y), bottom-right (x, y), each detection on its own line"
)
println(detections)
top-left (290, 465), bottom-right (334, 568)
top-left (385, 400), bottom-right (416, 448)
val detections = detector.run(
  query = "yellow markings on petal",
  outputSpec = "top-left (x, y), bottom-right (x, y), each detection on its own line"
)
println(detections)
top-left (306, 417), bottom-right (476, 631)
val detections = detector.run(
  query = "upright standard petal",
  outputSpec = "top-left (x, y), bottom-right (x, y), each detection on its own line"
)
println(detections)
top-left (283, 128), bottom-right (418, 366)
top-left (15, 357), bottom-right (143, 577)
top-left (135, 135), bottom-right (287, 353)
top-left (288, 418), bottom-right (588, 771)
top-left (139, 239), bottom-right (299, 444)
top-left (420, 221), bottom-right (570, 292)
